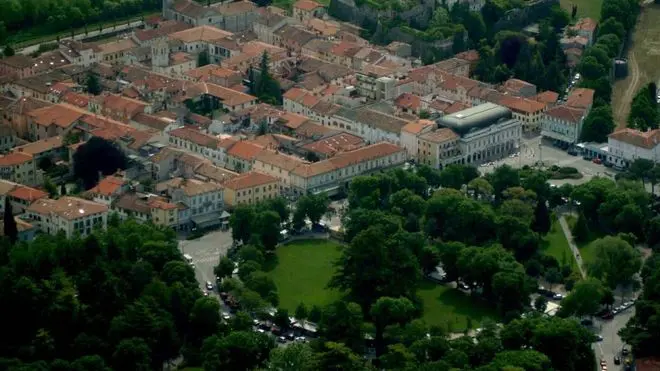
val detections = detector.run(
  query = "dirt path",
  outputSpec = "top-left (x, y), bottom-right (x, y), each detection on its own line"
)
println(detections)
top-left (615, 51), bottom-right (641, 125)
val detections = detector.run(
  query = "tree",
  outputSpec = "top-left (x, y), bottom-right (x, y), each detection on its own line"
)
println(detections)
top-left (532, 199), bottom-right (551, 235)
top-left (370, 297), bottom-right (416, 356)
top-left (588, 236), bottom-right (642, 289)
top-left (268, 343), bottom-right (316, 371)
top-left (229, 205), bottom-right (255, 243)
top-left (112, 338), bottom-right (151, 371)
top-left (620, 268), bottom-right (660, 356)
top-left (262, 197), bottom-right (290, 224)
top-left (274, 308), bottom-right (291, 331)
top-left (73, 137), bottom-right (127, 189)
top-left (487, 165), bottom-right (520, 200)
top-left (86, 72), bottom-right (102, 95)
top-left (296, 193), bottom-right (330, 225)
top-left (254, 211), bottom-right (281, 251)
top-left (572, 212), bottom-right (590, 244)
top-left (214, 256), bottom-right (235, 281)
top-left (197, 50), bottom-right (210, 67)
top-left (254, 51), bottom-right (282, 105)
top-left (315, 342), bottom-right (371, 371)
top-left (44, 177), bottom-right (58, 198)
top-left (59, 183), bottom-right (67, 196)
top-left (4, 45), bottom-right (14, 56)
top-left (3, 197), bottom-right (17, 244)
top-left (557, 278), bottom-right (605, 318)
top-left (534, 295), bottom-right (548, 312)
top-left (320, 301), bottom-right (365, 352)
top-left (295, 302), bottom-right (308, 321)
top-left (580, 104), bottom-right (615, 143)
top-left (202, 331), bottom-right (275, 371)
top-left (329, 226), bottom-right (421, 312)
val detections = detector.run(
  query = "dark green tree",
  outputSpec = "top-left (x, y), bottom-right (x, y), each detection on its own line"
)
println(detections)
top-left (86, 72), bottom-right (102, 95)
top-left (197, 50), bottom-right (210, 67)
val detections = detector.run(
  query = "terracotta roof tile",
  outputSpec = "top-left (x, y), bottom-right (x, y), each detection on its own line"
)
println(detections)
top-left (223, 171), bottom-right (278, 190)
top-left (28, 196), bottom-right (108, 221)
top-left (294, 0), bottom-right (323, 11)
top-left (8, 186), bottom-right (48, 202)
top-left (12, 136), bottom-right (63, 156)
top-left (227, 141), bottom-right (264, 160)
top-left (608, 128), bottom-right (660, 150)
top-left (544, 105), bottom-right (585, 124)
top-left (0, 152), bottom-right (33, 166)
top-left (566, 88), bottom-right (595, 109)
top-left (27, 104), bottom-right (86, 128)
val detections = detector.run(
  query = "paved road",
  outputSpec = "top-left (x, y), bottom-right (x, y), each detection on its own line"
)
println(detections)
top-left (596, 305), bottom-right (635, 369)
top-left (19, 20), bottom-right (145, 56)
top-left (558, 214), bottom-right (587, 278)
top-left (178, 229), bottom-right (234, 289)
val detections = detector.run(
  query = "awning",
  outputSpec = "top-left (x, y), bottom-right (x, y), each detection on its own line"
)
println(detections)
top-left (191, 213), bottom-right (221, 229)
top-left (312, 185), bottom-right (341, 195)
top-left (220, 211), bottom-right (231, 219)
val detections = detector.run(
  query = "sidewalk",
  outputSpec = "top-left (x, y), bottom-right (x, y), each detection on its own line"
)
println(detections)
top-left (558, 214), bottom-right (586, 279)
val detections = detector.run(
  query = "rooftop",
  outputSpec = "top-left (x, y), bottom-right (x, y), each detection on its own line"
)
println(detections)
top-left (28, 196), bottom-right (109, 220)
top-left (223, 171), bottom-right (278, 190)
top-left (169, 126), bottom-right (220, 148)
top-left (168, 25), bottom-right (233, 43)
top-left (227, 140), bottom-right (265, 160)
top-left (437, 103), bottom-right (513, 135)
top-left (0, 55), bottom-right (35, 69)
top-left (294, 0), bottom-right (324, 10)
top-left (8, 186), bottom-right (48, 202)
top-left (566, 88), bottom-right (595, 109)
top-left (157, 177), bottom-right (223, 197)
top-left (544, 105), bottom-right (585, 124)
top-left (609, 128), bottom-right (660, 149)
top-left (0, 152), bottom-right (34, 166)
top-left (87, 175), bottom-right (126, 197)
top-left (419, 128), bottom-right (459, 143)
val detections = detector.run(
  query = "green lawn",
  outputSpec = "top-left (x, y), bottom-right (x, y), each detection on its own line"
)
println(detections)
top-left (560, 0), bottom-right (603, 20)
top-left (418, 281), bottom-right (499, 333)
top-left (541, 217), bottom-right (576, 268)
top-left (565, 214), bottom-right (599, 268)
top-left (268, 239), bottom-right (343, 311)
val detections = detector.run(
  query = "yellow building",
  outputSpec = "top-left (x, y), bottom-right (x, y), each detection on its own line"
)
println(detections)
top-left (417, 128), bottom-right (460, 168)
top-left (0, 151), bottom-right (41, 186)
top-left (149, 199), bottom-right (179, 228)
top-left (223, 171), bottom-right (280, 208)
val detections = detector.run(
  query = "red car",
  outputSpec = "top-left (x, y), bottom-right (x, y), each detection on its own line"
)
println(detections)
top-left (593, 158), bottom-right (602, 164)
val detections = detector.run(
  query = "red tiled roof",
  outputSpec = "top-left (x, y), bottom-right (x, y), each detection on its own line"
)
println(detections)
top-left (227, 141), bottom-right (264, 160)
top-left (8, 186), bottom-right (48, 202)
top-left (87, 175), bottom-right (126, 196)
top-left (294, 0), bottom-right (323, 11)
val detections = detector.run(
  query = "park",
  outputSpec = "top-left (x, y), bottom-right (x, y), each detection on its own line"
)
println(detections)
top-left (267, 239), bottom-right (498, 333)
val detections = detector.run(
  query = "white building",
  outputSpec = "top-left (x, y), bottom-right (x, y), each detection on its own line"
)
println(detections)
top-left (607, 128), bottom-right (660, 168)
top-left (26, 196), bottom-right (109, 238)
top-left (541, 105), bottom-right (586, 145)
top-left (167, 126), bottom-right (237, 167)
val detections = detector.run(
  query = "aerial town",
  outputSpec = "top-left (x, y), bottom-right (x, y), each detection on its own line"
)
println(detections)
top-left (0, 0), bottom-right (659, 369)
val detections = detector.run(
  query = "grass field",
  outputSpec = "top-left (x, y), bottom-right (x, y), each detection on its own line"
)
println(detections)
top-left (612, 4), bottom-right (660, 126)
top-left (268, 239), bottom-right (343, 311)
top-left (565, 214), bottom-right (599, 268)
top-left (418, 281), bottom-right (499, 332)
top-left (560, 0), bottom-right (603, 20)
top-left (270, 239), bottom-right (498, 332)
top-left (541, 217), bottom-right (576, 268)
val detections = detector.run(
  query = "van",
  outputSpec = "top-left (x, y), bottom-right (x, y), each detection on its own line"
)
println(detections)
top-left (184, 254), bottom-right (193, 265)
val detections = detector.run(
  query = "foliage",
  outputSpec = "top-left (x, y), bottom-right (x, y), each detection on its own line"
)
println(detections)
top-left (580, 103), bottom-right (615, 143)
top-left (86, 73), bottom-right (102, 96)
top-left (588, 236), bottom-right (642, 289)
top-left (254, 51), bottom-right (282, 105)
top-left (558, 278), bottom-right (606, 317)
top-left (196, 50), bottom-right (210, 67)
top-left (72, 137), bottom-right (127, 189)
top-left (628, 83), bottom-right (659, 131)
top-left (0, 219), bottom-right (201, 369)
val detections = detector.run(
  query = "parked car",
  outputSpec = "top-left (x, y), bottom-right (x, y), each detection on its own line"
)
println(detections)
top-left (614, 356), bottom-right (621, 365)
top-left (594, 334), bottom-right (604, 342)
top-left (592, 158), bottom-right (602, 164)
top-left (622, 348), bottom-right (629, 356)
top-left (601, 311), bottom-right (613, 320)
top-left (277, 336), bottom-right (287, 344)
top-left (205, 281), bottom-right (214, 290)
top-left (552, 293), bottom-right (564, 300)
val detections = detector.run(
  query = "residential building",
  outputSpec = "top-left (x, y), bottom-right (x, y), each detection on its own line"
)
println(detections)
top-left (11, 136), bottom-right (65, 161)
top-left (540, 105), bottom-right (586, 145)
top-left (164, 0), bottom-right (258, 32)
top-left (26, 103), bottom-right (85, 141)
top-left (0, 55), bottom-right (36, 79)
top-left (332, 107), bottom-right (409, 145)
top-left (223, 171), bottom-right (280, 207)
top-left (289, 142), bottom-right (407, 195)
top-left (498, 96), bottom-right (546, 132)
top-left (225, 140), bottom-right (265, 172)
top-left (253, 150), bottom-right (306, 194)
top-left (0, 216), bottom-right (37, 242)
top-left (400, 119), bottom-right (436, 158)
top-left (565, 88), bottom-right (595, 114)
top-left (85, 175), bottom-right (130, 205)
top-left (418, 128), bottom-right (461, 168)
top-left (155, 177), bottom-right (224, 230)
top-left (114, 193), bottom-right (179, 228)
top-left (500, 78), bottom-right (537, 97)
top-left (570, 18), bottom-right (598, 46)
top-left (0, 152), bottom-right (40, 186)
top-left (26, 196), bottom-right (109, 237)
top-left (0, 181), bottom-right (48, 214)
top-left (607, 128), bottom-right (660, 168)
top-left (292, 0), bottom-right (326, 21)
top-left (0, 124), bottom-right (16, 152)
top-left (167, 126), bottom-right (235, 166)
